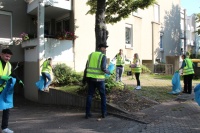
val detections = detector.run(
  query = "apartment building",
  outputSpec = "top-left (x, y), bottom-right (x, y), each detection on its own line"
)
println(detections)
top-left (0, 0), bottom-right (181, 101)
top-left (185, 14), bottom-right (200, 56)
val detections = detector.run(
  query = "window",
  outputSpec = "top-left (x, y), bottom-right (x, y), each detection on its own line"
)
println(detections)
top-left (56, 21), bottom-right (62, 33)
top-left (160, 36), bottom-right (163, 48)
top-left (63, 19), bottom-right (70, 31)
top-left (125, 24), bottom-right (133, 48)
top-left (44, 21), bottom-right (50, 35)
top-left (0, 11), bottom-right (12, 45)
top-left (154, 4), bottom-right (160, 23)
top-left (56, 18), bottom-right (70, 34)
top-left (0, 11), bottom-right (12, 39)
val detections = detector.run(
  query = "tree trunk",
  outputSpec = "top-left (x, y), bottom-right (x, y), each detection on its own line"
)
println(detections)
top-left (95, 0), bottom-right (109, 51)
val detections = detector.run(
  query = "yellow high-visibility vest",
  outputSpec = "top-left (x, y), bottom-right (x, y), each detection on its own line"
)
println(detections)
top-left (86, 52), bottom-right (105, 79)
top-left (132, 59), bottom-right (142, 73)
top-left (116, 54), bottom-right (125, 66)
top-left (0, 61), bottom-right (11, 92)
top-left (42, 60), bottom-right (52, 73)
top-left (183, 58), bottom-right (194, 75)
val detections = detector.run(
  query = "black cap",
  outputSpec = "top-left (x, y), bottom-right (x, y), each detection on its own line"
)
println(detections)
top-left (98, 43), bottom-right (109, 48)
top-left (2, 48), bottom-right (13, 55)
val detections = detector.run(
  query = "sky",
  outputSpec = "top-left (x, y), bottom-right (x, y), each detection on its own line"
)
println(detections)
top-left (181, 0), bottom-right (200, 15)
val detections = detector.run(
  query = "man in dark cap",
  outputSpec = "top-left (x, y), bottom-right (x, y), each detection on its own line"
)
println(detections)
top-left (83, 43), bottom-right (111, 119)
top-left (0, 48), bottom-right (14, 133)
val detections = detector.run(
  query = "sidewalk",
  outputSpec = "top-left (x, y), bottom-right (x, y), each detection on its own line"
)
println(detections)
top-left (0, 75), bottom-right (200, 133)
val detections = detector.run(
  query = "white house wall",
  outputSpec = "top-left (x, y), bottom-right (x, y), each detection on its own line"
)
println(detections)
top-left (159, 0), bottom-right (181, 59)
top-left (140, 7), bottom-right (154, 61)
top-left (73, 0), bottom-right (96, 71)
top-left (40, 38), bottom-right (74, 68)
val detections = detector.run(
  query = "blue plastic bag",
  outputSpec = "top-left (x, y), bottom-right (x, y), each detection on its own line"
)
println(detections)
top-left (169, 72), bottom-right (182, 94)
top-left (194, 84), bottom-right (200, 106)
top-left (0, 78), bottom-right (16, 110)
top-left (35, 76), bottom-right (45, 91)
top-left (105, 62), bottom-right (115, 78)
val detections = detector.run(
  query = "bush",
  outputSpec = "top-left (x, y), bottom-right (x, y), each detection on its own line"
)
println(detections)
top-left (52, 63), bottom-right (83, 86)
top-left (141, 65), bottom-right (151, 73)
top-left (105, 74), bottom-right (124, 93)
top-left (77, 73), bottom-right (124, 99)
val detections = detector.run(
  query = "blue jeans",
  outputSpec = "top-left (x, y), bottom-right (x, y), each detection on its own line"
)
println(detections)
top-left (41, 72), bottom-right (52, 89)
top-left (116, 67), bottom-right (124, 81)
top-left (86, 80), bottom-right (106, 116)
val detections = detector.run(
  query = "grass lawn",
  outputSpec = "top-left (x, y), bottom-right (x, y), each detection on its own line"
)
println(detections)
top-left (55, 73), bottom-right (180, 103)
top-left (126, 73), bottom-right (178, 102)
top-left (57, 85), bottom-right (81, 95)
top-left (131, 86), bottom-right (178, 103)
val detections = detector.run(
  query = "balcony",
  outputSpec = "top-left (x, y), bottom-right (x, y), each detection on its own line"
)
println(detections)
top-left (21, 38), bottom-right (73, 49)
top-left (21, 38), bottom-right (38, 49)
top-left (0, 38), bottom-right (13, 45)
top-left (26, 0), bottom-right (71, 18)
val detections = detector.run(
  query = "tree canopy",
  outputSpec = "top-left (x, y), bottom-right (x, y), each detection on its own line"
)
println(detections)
top-left (86, 0), bottom-right (156, 24)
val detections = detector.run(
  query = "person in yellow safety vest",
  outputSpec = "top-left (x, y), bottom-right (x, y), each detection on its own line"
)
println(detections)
top-left (178, 54), bottom-right (194, 94)
top-left (0, 49), bottom-right (15, 133)
top-left (112, 49), bottom-right (125, 82)
top-left (82, 43), bottom-right (112, 119)
top-left (130, 53), bottom-right (142, 90)
top-left (41, 58), bottom-right (52, 92)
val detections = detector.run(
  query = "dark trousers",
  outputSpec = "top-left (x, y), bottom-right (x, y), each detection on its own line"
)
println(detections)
top-left (86, 80), bottom-right (106, 116)
top-left (1, 109), bottom-right (9, 130)
top-left (135, 73), bottom-right (140, 86)
top-left (183, 74), bottom-right (193, 94)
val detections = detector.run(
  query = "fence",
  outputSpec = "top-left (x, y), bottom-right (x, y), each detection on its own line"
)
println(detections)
top-left (154, 64), bottom-right (173, 75)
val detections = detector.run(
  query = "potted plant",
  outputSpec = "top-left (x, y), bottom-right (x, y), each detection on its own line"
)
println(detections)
top-left (64, 31), bottom-right (77, 40)
top-left (55, 31), bottom-right (77, 40)
top-left (20, 32), bottom-right (29, 41)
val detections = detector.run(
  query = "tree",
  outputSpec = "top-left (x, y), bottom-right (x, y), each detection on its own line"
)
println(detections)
top-left (86, 0), bottom-right (156, 50)
top-left (196, 13), bottom-right (200, 35)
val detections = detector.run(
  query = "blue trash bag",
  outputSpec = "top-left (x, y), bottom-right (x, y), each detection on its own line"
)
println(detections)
top-left (194, 84), bottom-right (200, 106)
top-left (0, 77), bottom-right (16, 110)
top-left (105, 62), bottom-right (115, 78)
top-left (169, 72), bottom-right (182, 94)
top-left (35, 76), bottom-right (45, 91)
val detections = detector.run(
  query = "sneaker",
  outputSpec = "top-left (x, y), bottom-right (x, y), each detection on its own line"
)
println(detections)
top-left (134, 86), bottom-right (137, 89)
top-left (2, 128), bottom-right (14, 133)
top-left (136, 86), bottom-right (141, 90)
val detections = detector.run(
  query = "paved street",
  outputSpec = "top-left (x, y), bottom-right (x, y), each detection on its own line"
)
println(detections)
top-left (3, 95), bottom-right (144, 133)
top-left (1, 75), bottom-right (200, 133)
